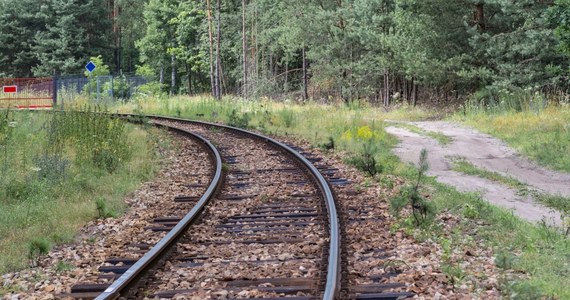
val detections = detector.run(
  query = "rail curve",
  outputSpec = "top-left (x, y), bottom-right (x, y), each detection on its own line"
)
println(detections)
top-left (93, 115), bottom-right (340, 299)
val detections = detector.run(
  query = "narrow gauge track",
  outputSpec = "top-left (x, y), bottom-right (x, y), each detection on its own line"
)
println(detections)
top-left (71, 116), bottom-right (340, 299)
top-left (273, 142), bottom-right (415, 300)
top-left (69, 121), bottom-right (223, 299)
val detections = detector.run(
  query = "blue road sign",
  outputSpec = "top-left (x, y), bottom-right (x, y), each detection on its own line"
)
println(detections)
top-left (85, 61), bottom-right (96, 73)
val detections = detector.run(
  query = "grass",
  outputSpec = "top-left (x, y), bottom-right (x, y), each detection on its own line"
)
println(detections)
top-left (390, 122), bottom-right (453, 145)
top-left (0, 109), bottom-right (161, 274)
top-left (105, 95), bottom-right (406, 173)
top-left (426, 181), bottom-right (570, 299)
top-left (449, 156), bottom-right (525, 189)
top-left (78, 94), bottom-right (569, 298)
top-left (450, 155), bottom-right (570, 217)
top-left (454, 105), bottom-right (570, 172)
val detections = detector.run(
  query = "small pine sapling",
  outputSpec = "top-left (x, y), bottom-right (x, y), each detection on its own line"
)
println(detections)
top-left (390, 149), bottom-right (435, 226)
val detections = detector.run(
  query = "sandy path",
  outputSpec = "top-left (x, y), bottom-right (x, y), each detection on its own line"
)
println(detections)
top-left (385, 121), bottom-right (569, 227)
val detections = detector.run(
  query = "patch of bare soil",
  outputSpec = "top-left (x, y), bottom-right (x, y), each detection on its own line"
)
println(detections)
top-left (385, 121), bottom-right (569, 227)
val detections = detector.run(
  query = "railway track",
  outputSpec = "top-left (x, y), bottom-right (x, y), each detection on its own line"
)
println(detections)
top-left (68, 115), bottom-right (413, 299)
top-left (68, 119), bottom-right (223, 299)
top-left (70, 116), bottom-right (339, 299)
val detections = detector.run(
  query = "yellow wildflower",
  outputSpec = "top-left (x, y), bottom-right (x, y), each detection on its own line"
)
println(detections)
top-left (356, 126), bottom-right (373, 141)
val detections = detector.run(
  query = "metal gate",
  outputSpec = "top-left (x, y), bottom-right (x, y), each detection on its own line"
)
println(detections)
top-left (0, 77), bottom-right (55, 109)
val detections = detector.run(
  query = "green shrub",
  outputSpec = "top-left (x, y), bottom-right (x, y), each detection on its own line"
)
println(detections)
top-left (5, 179), bottom-right (32, 201)
top-left (136, 82), bottom-right (166, 97)
top-left (465, 85), bottom-right (549, 114)
top-left (347, 139), bottom-right (383, 176)
top-left (34, 154), bottom-right (70, 183)
top-left (0, 111), bottom-right (159, 273)
top-left (226, 109), bottom-right (251, 128)
top-left (257, 110), bottom-right (274, 131)
top-left (107, 74), bottom-right (131, 100)
top-left (54, 261), bottom-right (74, 273)
top-left (319, 136), bottom-right (335, 151)
top-left (28, 237), bottom-right (50, 267)
top-left (278, 109), bottom-right (296, 128)
top-left (495, 250), bottom-right (516, 270)
top-left (45, 109), bottom-right (131, 172)
top-left (344, 126), bottom-right (384, 176)
top-left (462, 203), bottom-right (479, 219)
top-left (390, 149), bottom-right (436, 226)
top-left (95, 197), bottom-right (117, 219)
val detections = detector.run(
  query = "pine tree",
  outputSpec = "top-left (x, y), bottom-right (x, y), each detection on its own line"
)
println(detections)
top-left (466, 0), bottom-right (568, 91)
top-left (0, 0), bottom-right (44, 77)
top-left (33, 0), bottom-right (112, 76)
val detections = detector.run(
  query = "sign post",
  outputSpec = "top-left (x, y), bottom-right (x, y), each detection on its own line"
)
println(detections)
top-left (85, 61), bottom-right (97, 73)
top-left (85, 61), bottom-right (97, 101)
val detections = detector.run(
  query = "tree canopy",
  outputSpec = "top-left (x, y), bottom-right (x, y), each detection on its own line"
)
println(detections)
top-left (0, 0), bottom-right (569, 104)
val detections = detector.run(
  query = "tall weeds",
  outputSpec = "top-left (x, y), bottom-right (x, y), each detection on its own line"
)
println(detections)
top-left (46, 107), bottom-right (131, 172)
top-left (0, 109), bottom-right (155, 273)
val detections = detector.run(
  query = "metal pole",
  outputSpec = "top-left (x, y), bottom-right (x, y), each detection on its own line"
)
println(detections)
top-left (52, 71), bottom-right (58, 107)
top-left (97, 76), bottom-right (100, 102)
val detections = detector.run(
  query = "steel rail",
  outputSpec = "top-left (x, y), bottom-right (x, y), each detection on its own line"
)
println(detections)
top-left (139, 115), bottom-right (341, 300)
top-left (95, 123), bottom-right (223, 300)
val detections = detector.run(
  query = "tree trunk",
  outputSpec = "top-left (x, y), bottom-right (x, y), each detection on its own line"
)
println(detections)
top-left (214, 0), bottom-right (222, 100)
top-left (159, 64), bottom-right (164, 85)
top-left (206, 0), bottom-right (216, 98)
top-left (242, 0), bottom-right (247, 98)
top-left (269, 54), bottom-right (273, 79)
top-left (412, 76), bottom-right (418, 107)
top-left (302, 47), bottom-right (308, 101)
top-left (171, 54), bottom-right (176, 95)
top-left (284, 63), bottom-right (289, 93)
top-left (403, 77), bottom-right (407, 104)
top-left (383, 70), bottom-right (390, 106)
top-left (187, 64), bottom-right (192, 96)
top-left (474, 3), bottom-right (485, 31)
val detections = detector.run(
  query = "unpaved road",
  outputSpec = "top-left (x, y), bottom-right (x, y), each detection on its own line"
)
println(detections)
top-left (385, 121), bottom-right (570, 227)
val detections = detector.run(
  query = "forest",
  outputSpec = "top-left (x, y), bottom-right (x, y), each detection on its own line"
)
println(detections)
top-left (1, 0), bottom-right (570, 106)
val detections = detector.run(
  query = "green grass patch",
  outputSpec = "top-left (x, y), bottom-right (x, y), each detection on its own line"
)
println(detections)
top-left (450, 156), bottom-right (525, 189)
top-left (0, 110), bottom-right (161, 274)
top-left (454, 105), bottom-right (570, 172)
top-left (390, 122), bottom-right (453, 145)
top-left (427, 182), bottom-right (570, 299)
top-left (450, 157), bottom-right (570, 216)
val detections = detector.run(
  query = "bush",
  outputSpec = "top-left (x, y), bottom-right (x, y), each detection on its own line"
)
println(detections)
top-left (390, 149), bottom-right (436, 226)
top-left (95, 197), bottom-right (117, 218)
top-left (34, 154), bottom-right (70, 183)
top-left (28, 237), bottom-right (50, 267)
top-left (465, 85), bottom-right (549, 114)
top-left (45, 108), bottom-right (131, 172)
top-left (107, 74), bottom-right (131, 100)
top-left (0, 109), bottom-right (14, 153)
top-left (344, 126), bottom-right (383, 176)
top-left (347, 140), bottom-right (382, 176)
top-left (136, 82), bottom-right (166, 97)
top-left (319, 136), bottom-right (335, 151)
top-left (226, 109), bottom-right (251, 128)
top-left (278, 109), bottom-right (296, 128)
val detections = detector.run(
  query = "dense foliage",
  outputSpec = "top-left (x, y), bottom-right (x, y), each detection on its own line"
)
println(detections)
top-left (1, 0), bottom-right (569, 104)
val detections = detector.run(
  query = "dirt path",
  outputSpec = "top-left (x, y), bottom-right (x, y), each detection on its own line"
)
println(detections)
top-left (385, 121), bottom-right (570, 227)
